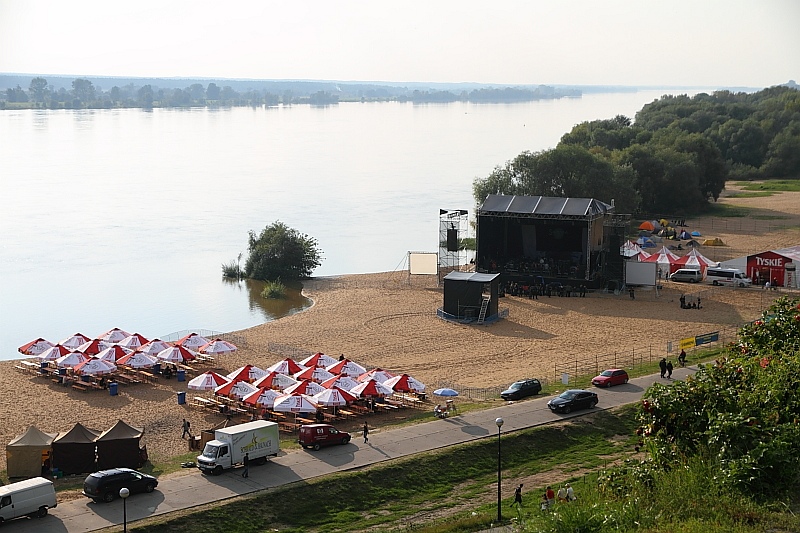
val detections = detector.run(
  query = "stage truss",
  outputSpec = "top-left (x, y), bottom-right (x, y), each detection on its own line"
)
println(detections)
top-left (439, 209), bottom-right (469, 278)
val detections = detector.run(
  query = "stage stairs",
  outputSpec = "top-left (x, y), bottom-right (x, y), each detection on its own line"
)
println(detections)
top-left (477, 297), bottom-right (490, 324)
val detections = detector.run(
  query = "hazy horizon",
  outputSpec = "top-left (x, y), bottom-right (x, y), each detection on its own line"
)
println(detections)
top-left (1, 0), bottom-right (797, 88)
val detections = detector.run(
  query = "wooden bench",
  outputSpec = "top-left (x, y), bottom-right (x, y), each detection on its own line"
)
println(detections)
top-left (72, 382), bottom-right (89, 392)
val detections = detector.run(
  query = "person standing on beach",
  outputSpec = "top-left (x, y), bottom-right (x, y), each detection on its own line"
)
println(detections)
top-left (181, 419), bottom-right (190, 439)
top-left (363, 422), bottom-right (369, 444)
top-left (242, 452), bottom-right (249, 478)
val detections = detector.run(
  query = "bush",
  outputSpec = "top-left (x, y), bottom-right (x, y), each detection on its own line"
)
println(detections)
top-left (244, 221), bottom-right (322, 281)
top-left (261, 280), bottom-right (286, 299)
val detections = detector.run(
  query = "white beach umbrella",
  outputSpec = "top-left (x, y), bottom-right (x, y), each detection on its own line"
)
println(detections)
top-left (36, 344), bottom-right (71, 362)
top-left (214, 379), bottom-right (258, 399)
top-left (175, 332), bottom-right (211, 349)
top-left (313, 386), bottom-right (356, 407)
top-left (55, 351), bottom-right (90, 369)
top-left (293, 366), bottom-right (335, 383)
top-left (137, 339), bottom-right (172, 356)
top-left (299, 352), bottom-right (338, 368)
top-left (350, 378), bottom-right (394, 398)
top-left (118, 333), bottom-right (150, 349)
top-left (156, 345), bottom-right (198, 364)
top-left (283, 379), bottom-right (325, 396)
top-left (358, 368), bottom-right (395, 383)
top-left (325, 359), bottom-right (367, 377)
top-left (267, 358), bottom-right (307, 375)
top-left (198, 338), bottom-right (238, 355)
top-left (252, 371), bottom-right (298, 390)
top-left (242, 387), bottom-right (283, 408)
top-left (95, 345), bottom-right (132, 363)
top-left (319, 375), bottom-right (360, 391)
top-left (98, 327), bottom-right (131, 343)
top-left (383, 373), bottom-right (426, 393)
top-left (18, 338), bottom-right (55, 356)
top-left (59, 333), bottom-right (90, 349)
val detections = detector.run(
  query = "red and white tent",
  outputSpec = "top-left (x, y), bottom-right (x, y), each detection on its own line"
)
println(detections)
top-left (175, 332), bottom-right (210, 349)
top-left (383, 373), bottom-right (426, 393)
top-left (642, 246), bottom-right (681, 274)
top-left (267, 358), bottom-right (306, 376)
top-left (313, 386), bottom-right (356, 407)
top-left (293, 366), bottom-right (335, 383)
top-left (98, 328), bottom-right (131, 344)
top-left (621, 240), bottom-right (651, 260)
top-left (59, 333), bottom-right (90, 350)
top-left (673, 249), bottom-right (718, 272)
top-left (187, 371), bottom-right (229, 391)
top-left (117, 351), bottom-right (158, 369)
top-left (299, 352), bottom-right (338, 369)
top-left (252, 371), bottom-right (298, 391)
top-left (36, 344), bottom-right (71, 362)
top-left (326, 359), bottom-right (367, 377)
top-left (284, 379), bottom-right (325, 396)
top-left (350, 378), bottom-right (393, 398)
top-left (18, 338), bottom-right (55, 356)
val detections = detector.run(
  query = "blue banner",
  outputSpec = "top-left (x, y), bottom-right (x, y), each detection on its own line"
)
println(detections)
top-left (695, 332), bottom-right (720, 346)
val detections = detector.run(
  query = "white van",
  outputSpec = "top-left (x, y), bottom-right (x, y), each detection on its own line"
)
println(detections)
top-left (0, 477), bottom-right (57, 524)
top-left (707, 267), bottom-right (752, 287)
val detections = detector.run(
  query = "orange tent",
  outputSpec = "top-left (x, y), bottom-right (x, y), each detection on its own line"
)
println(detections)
top-left (638, 221), bottom-right (655, 231)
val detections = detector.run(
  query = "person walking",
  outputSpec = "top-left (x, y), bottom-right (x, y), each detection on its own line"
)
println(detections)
top-left (510, 483), bottom-right (523, 509)
top-left (565, 483), bottom-right (576, 502)
top-left (659, 358), bottom-right (667, 379)
top-left (242, 452), bottom-right (249, 478)
top-left (362, 422), bottom-right (369, 444)
top-left (666, 360), bottom-right (674, 379)
top-left (181, 419), bottom-right (190, 439)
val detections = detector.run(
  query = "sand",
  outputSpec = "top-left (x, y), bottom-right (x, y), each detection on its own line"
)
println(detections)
top-left (2, 185), bottom-right (799, 471)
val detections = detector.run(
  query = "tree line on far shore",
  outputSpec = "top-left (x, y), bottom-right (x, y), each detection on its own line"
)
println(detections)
top-left (473, 86), bottom-right (800, 215)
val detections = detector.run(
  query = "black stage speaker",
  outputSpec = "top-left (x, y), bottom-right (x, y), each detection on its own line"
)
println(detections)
top-left (447, 228), bottom-right (458, 251)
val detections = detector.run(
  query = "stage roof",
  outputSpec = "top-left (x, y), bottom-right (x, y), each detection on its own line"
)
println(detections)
top-left (444, 272), bottom-right (500, 283)
top-left (479, 194), bottom-right (614, 219)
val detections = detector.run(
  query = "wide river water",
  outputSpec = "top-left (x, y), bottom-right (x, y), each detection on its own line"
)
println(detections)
top-left (0, 89), bottom-right (699, 360)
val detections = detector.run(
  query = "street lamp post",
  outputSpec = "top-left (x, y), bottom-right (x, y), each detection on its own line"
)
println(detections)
top-left (120, 487), bottom-right (130, 533)
top-left (495, 417), bottom-right (504, 523)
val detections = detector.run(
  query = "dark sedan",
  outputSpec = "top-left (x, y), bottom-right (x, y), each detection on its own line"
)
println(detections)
top-left (500, 379), bottom-right (542, 400)
top-left (547, 389), bottom-right (598, 414)
top-left (82, 468), bottom-right (158, 503)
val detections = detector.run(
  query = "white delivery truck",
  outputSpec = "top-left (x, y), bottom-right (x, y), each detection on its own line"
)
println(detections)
top-left (197, 420), bottom-right (280, 475)
top-left (706, 267), bottom-right (752, 287)
top-left (0, 477), bottom-right (58, 524)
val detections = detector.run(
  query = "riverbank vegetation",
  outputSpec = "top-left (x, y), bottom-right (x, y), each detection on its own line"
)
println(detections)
top-left (228, 221), bottom-right (321, 282)
top-left (473, 86), bottom-right (800, 215)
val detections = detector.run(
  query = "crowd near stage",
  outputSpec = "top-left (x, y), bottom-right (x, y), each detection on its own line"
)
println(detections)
top-left (475, 194), bottom-right (629, 291)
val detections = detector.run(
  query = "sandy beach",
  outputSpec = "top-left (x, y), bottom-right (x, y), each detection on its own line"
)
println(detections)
top-left (3, 186), bottom-right (799, 471)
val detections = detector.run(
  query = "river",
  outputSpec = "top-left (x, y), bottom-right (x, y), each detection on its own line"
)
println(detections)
top-left (0, 89), bottom-right (699, 359)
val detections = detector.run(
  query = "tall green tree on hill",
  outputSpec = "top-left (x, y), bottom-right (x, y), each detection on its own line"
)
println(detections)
top-left (243, 221), bottom-right (322, 281)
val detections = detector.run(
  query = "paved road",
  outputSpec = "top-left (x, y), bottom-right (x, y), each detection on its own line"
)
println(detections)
top-left (6, 367), bottom-right (695, 532)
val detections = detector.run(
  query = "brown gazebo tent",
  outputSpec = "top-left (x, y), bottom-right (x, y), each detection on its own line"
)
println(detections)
top-left (96, 420), bottom-right (144, 469)
top-left (6, 426), bottom-right (57, 478)
top-left (52, 423), bottom-right (100, 475)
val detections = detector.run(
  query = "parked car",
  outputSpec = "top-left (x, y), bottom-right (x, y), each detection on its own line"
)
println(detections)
top-left (669, 268), bottom-right (703, 283)
top-left (500, 379), bottom-right (542, 400)
top-left (592, 369), bottom-right (629, 387)
top-left (547, 389), bottom-right (598, 414)
top-left (298, 424), bottom-right (351, 451)
top-left (82, 468), bottom-right (158, 503)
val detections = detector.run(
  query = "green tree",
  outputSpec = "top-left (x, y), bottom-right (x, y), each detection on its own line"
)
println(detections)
top-left (244, 221), bottom-right (322, 281)
top-left (137, 85), bottom-right (154, 108)
top-left (28, 77), bottom-right (48, 103)
top-left (71, 78), bottom-right (95, 103)
top-left (206, 83), bottom-right (220, 100)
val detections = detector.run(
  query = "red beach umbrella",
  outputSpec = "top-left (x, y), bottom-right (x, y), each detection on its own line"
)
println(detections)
top-left (18, 338), bottom-right (55, 356)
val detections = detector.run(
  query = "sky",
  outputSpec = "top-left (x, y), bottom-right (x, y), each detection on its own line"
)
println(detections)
top-left (1, 0), bottom-right (798, 88)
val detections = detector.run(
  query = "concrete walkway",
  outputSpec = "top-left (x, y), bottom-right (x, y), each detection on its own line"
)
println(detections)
top-left (6, 367), bottom-right (696, 532)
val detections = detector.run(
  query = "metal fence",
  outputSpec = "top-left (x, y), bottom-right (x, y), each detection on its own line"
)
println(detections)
top-left (161, 329), bottom-right (248, 348)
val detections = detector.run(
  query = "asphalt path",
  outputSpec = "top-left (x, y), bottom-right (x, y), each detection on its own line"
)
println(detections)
top-left (7, 366), bottom-right (696, 532)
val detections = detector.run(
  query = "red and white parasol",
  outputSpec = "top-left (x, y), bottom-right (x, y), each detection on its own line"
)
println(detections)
top-left (59, 333), bottom-right (90, 350)
top-left (350, 378), bottom-right (393, 398)
top-left (98, 327), bottom-right (131, 344)
top-left (358, 368), bottom-right (395, 383)
top-left (299, 352), bottom-right (338, 369)
top-left (293, 366), bottom-right (335, 383)
top-left (137, 339), bottom-right (172, 356)
top-left (214, 379), bottom-right (258, 399)
top-left (242, 387), bottom-right (283, 408)
top-left (116, 351), bottom-right (158, 369)
top-left (226, 365), bottom-right (267, 383)
top-left (18, 338), bottom-right (55, 356)
top-left (267, 358), bottom-right (307, 376)
top-left (187, 371), bottom-right (229, 391)
top-left (95, 345), bottom-right (132, 364)
top-left (118, 333), bottom-right (150, 349)
top-left (198, 339), bottom-right (237, 355)
top-left (252, 371), bottom-right (298, 390)
top-left (283, 379), bottom-right (325, 396)
top-left (383, 373), bottom-right (426, 393)
top-left (320, 375), bottom-right (360, 391)
top-left (175, 332), bottom-right (210, 350)
top-left (74, 357), bottom-right (117, 376)
top-left (36, 344), bottom-right (71, 362)
top-left (77, 338), bottom-right (111, 356)
top-left (156, 345), bottom-right (197, 364)
top-left (55, 351), bottom-right (90, 369)
top-left (272, 392), bottom-right (318, 413)
top-left (313, 386), bottom-right (356, 407)
top-left (325, 359), bottom-right (367, 377)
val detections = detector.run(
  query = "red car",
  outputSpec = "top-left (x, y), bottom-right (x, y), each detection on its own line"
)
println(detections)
top-left (298, 424), bottom-right (351, 451)
top-left (591, 369), bottom-right (629, 387)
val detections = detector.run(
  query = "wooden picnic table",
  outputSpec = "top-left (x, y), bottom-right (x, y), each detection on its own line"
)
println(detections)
top-left (295, 417), bottom-right (315, 425)
top-left (338, 409), bottom-right (356, 419)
